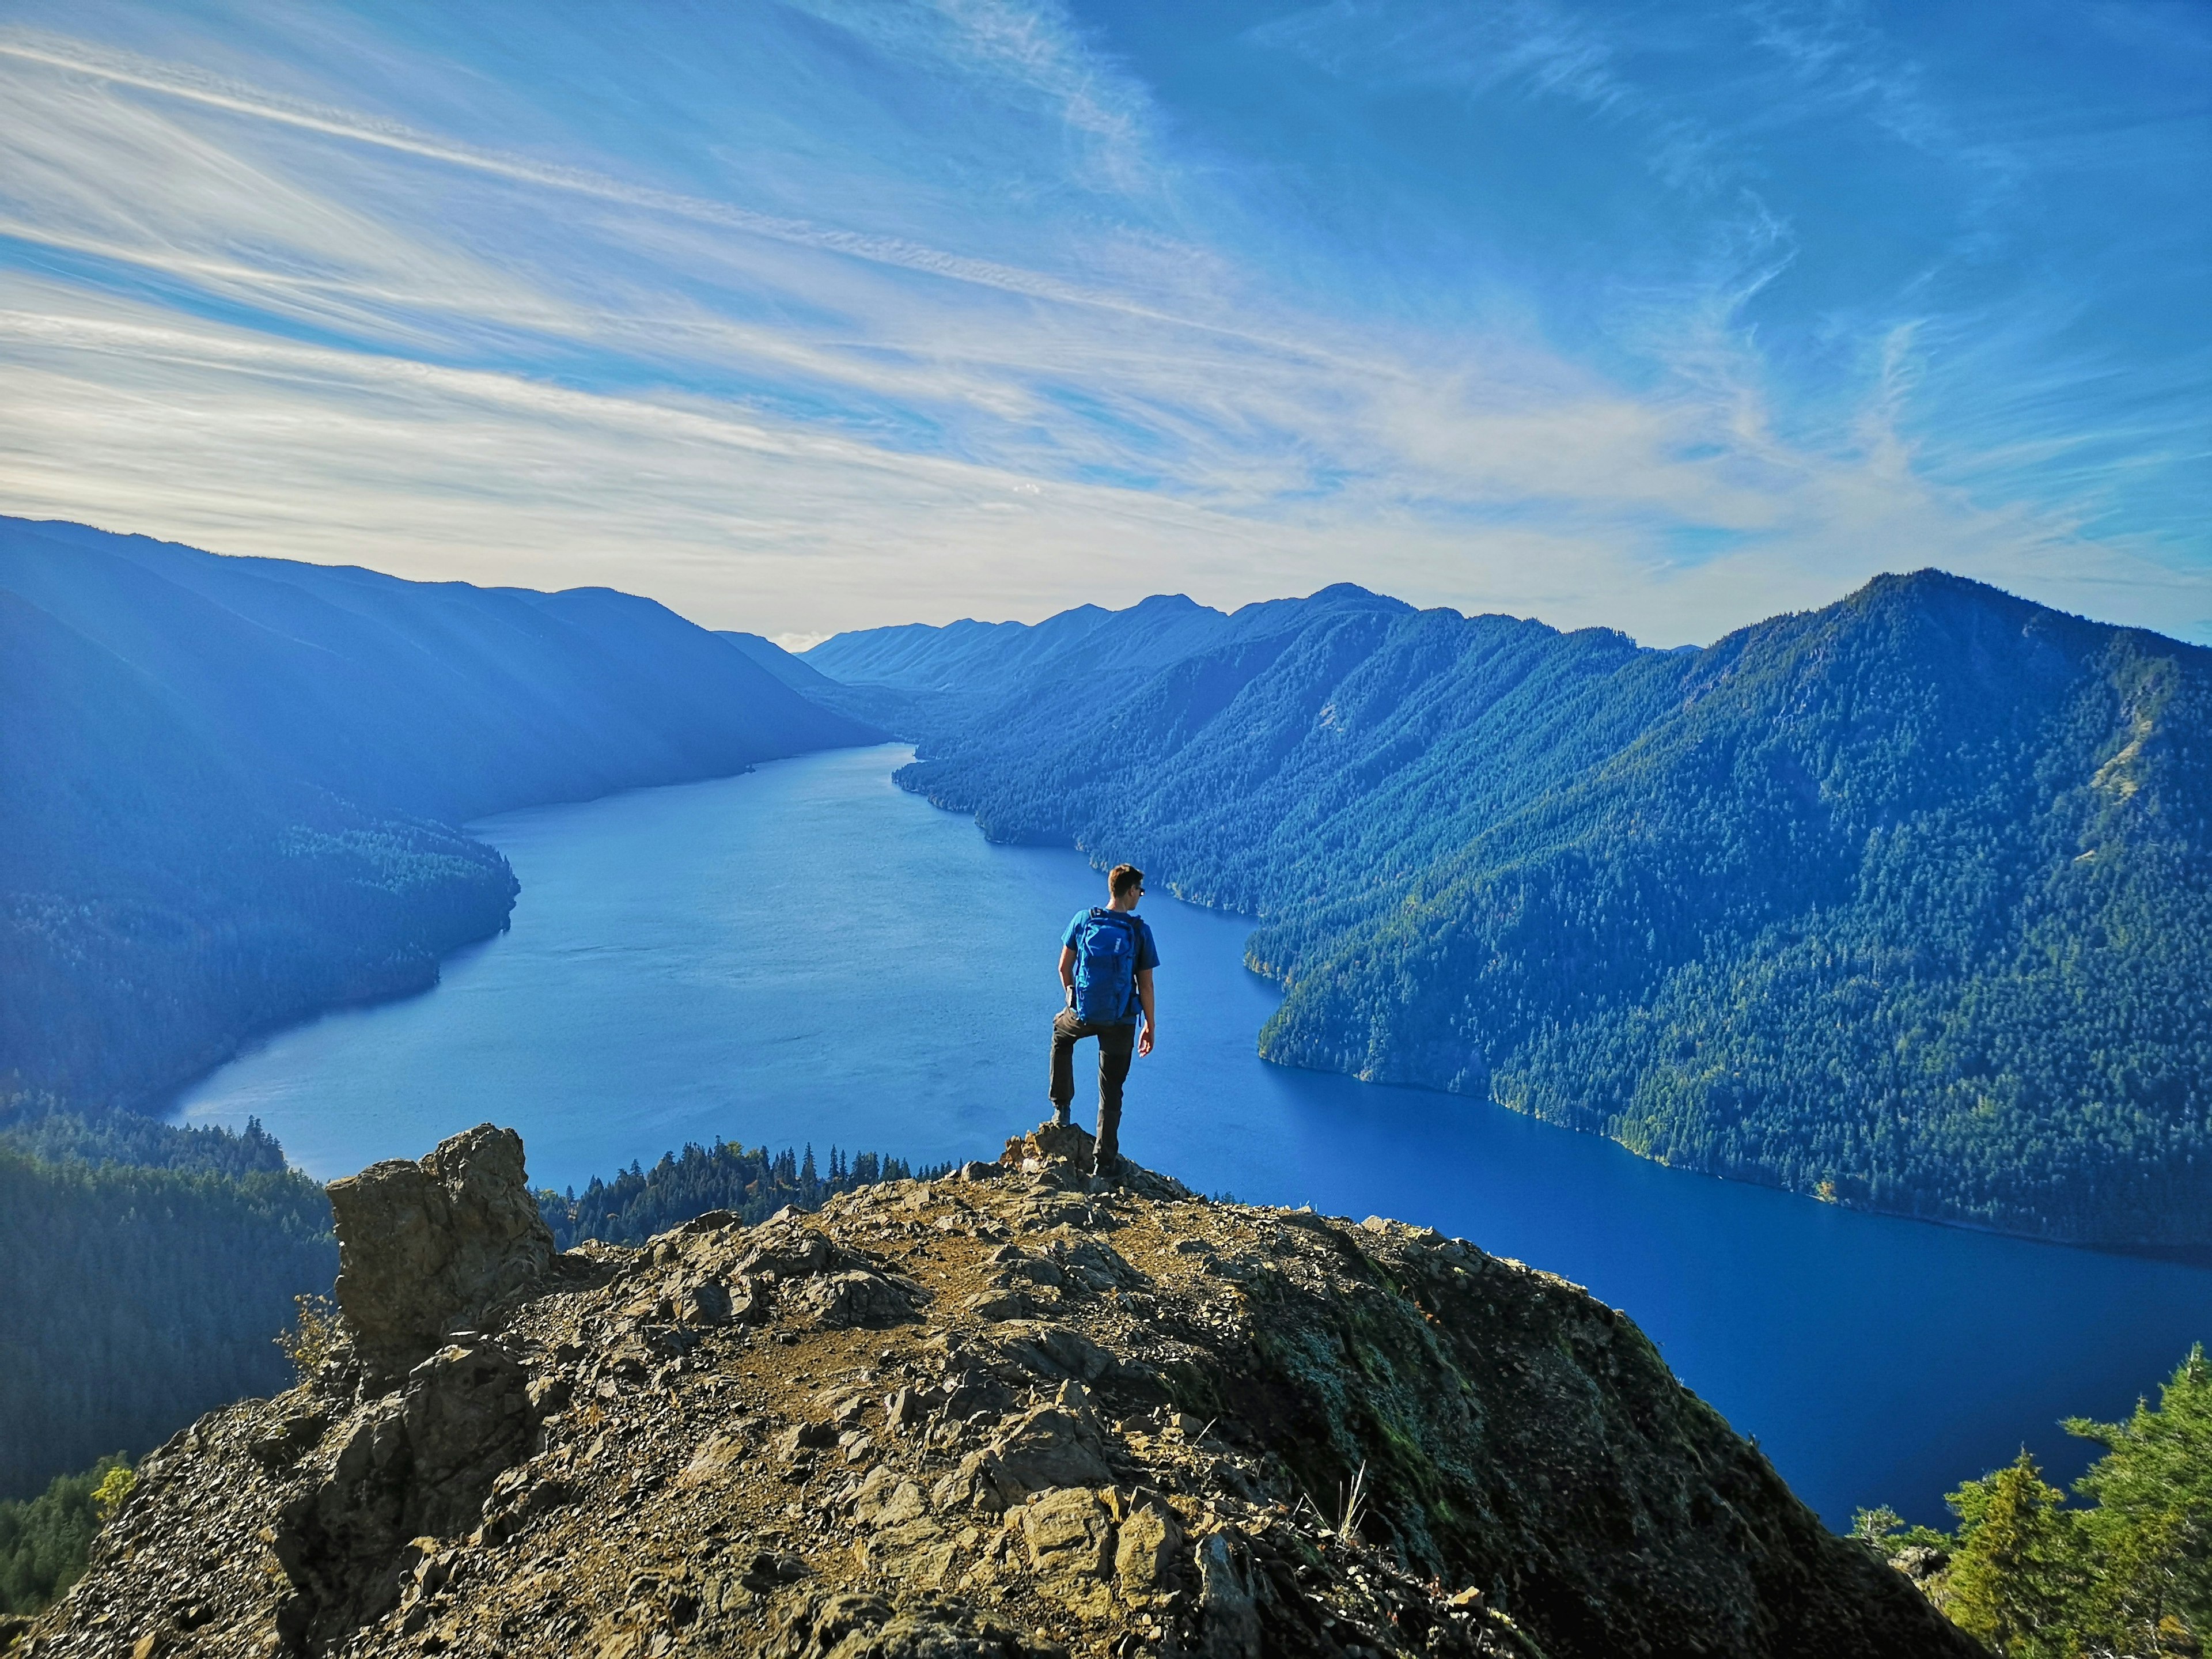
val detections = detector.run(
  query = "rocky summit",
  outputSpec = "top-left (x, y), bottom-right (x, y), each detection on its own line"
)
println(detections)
top-left (18, 1122), bottom-right (1973, 1659)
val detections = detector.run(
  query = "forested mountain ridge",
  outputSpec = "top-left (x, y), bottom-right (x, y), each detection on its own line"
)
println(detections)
top-left (2, 519), bottom-right (877, 824)
top-left (810, 572), bottom-right (2212, 1245)
top-left (1260, 575), bottom-right (2212, 1244)
top-left (802, 585), bottom-right (1421, 753)
top-left (0, 584), bottom-right (517, 1111)
top-left (0, 517), bottom-right (882, 1113)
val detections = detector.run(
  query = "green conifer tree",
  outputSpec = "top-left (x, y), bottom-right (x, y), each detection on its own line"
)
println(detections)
top-left (0, 1455), bottom-right (130, 1613)
top-left (2065, 1344), bottom-right (2212, 1653)
top-left (1938, 1450), bottom-right (2088, 1657)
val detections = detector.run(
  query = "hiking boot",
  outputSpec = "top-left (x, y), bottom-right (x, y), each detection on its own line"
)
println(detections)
top-left (1089, 1153), bottom-right (1122, 1192)
top-left (1049, 1104), bottom-right (1071, 1128)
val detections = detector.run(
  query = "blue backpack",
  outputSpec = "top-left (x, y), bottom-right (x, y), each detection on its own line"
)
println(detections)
top-left (1071, 908), bottom-right (1143, 1025)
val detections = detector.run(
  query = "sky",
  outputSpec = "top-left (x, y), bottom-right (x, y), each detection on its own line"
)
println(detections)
top-left (0, 1), bottom-right (2206, 647)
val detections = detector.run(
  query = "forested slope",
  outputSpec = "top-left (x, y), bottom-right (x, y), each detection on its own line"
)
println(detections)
top-left (0, 585), bottom-right (518, 1111)
top-left (0, 1454), bottom-right (131, 1615)
top-left (0, 517), bottom-right (881, 1112)
top-left (0, 1142), bottom-right (334, 1497)
top-left (812, 572), bottom-right (2212, 1245)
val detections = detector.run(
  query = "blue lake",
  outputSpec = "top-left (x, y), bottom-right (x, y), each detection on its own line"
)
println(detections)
top-left (176, 743), bottom-right (2212, 1530)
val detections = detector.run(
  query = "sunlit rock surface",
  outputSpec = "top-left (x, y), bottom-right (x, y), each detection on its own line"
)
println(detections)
top-left (25, 1124), bottom-right (1976, 1658)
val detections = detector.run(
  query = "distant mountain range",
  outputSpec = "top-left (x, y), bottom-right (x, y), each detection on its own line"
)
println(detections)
top-left (0, 517), bottom-right (880, 1115)
top-left (718, 630), bottom-right (853, 701)
top-left (804, 573), bottom-right (2212, 1248)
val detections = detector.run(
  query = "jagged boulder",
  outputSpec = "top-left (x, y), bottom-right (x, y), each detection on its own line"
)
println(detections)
top-left (1113, 1498), bottom-right (1184, 1604)
top-left (270, 1338), bottom-right (539, 1649)
top-left (327, 1123), bottom-right (555, 1379)
top-left (1005, 1120), bottom-right (1096, 1176)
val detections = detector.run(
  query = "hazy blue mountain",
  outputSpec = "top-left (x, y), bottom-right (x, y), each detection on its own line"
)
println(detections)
top-left (804, 603), bottom-right (1117, 691)
top-left (718, 630), bottom-right (845, 695)
top-left (2, 520), bottom-right (879, 822)
top-left (0, 518), bottom-right (882, 1115)
top-left (804, 584), bottom-right (1414, 754)
top-left (810, 573), bottom-right (2212, 1246)
top-left (0, 583), bottom-right (517, 1111)
top-left (802, 586), bottom-right (1412, 699)
top-left (716, 629), bottom-right (918, 734)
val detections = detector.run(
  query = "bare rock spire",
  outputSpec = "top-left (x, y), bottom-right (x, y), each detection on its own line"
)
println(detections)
top-left (327, 1123), bottom-right (555, 1380)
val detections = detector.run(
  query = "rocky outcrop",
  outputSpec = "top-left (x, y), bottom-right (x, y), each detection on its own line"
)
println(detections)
top-left (268, 1338), bottom-right (541, 1649)
top-left (327, 1124), bottom-right (556, 1382)
top-left (18, 1123), bottom-right (1980, 1659)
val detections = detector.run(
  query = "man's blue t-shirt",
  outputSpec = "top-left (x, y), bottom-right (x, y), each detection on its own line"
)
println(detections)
top-left (1062, 909), bottom-right (1160, 1025)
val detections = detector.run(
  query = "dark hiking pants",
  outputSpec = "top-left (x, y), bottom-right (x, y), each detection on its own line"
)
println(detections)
top-left (1050, 1008), bottom-right (1134, 1165)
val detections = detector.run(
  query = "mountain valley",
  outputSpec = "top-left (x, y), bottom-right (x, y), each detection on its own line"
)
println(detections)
top-left (806, 574), bottom-right (2212, 1247)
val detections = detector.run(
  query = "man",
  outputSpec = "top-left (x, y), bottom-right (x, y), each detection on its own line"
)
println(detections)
top-left (1051, 863), bottom-right (1158, 1186)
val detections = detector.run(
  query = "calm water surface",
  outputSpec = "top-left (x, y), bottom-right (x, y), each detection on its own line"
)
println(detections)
top-left (177, 745), bottom-right (2212, 1528)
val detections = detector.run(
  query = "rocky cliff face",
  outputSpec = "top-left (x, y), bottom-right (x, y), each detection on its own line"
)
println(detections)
top-left (17, 1123), bottom-right (1975, 1659)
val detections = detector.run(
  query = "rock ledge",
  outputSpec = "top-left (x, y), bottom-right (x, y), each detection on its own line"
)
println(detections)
top-left (20, 1123), bottom-right (1976, 1659)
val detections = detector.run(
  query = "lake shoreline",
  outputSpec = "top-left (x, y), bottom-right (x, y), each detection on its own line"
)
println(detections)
top-left (166, 745), bottom-right (2212, 1530)
top-left (889, 766), bottom-right (2212, 1264)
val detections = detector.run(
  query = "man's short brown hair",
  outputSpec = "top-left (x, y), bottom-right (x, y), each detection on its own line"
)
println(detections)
top-left (1109, 864), bottom-right (1144, 899)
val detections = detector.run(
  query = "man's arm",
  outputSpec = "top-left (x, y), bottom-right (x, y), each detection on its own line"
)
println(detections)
top-left (1135, 967), bottom-right (1156, 1056)
top-left (1058, 945), bottom-right (1078, 1006)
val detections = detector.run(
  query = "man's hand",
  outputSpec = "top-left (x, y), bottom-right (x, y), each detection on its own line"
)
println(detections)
top-left (1137, 1023), bottom-right (1155, 1058)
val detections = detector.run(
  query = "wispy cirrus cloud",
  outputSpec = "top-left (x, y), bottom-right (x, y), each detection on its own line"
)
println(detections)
top-left (0, 1), bottom-right (2202, 645)
top-left (0, 32), bottom-right (1194, 322)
